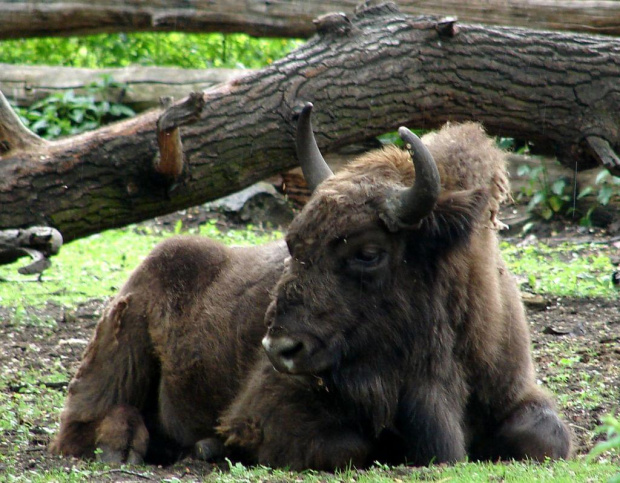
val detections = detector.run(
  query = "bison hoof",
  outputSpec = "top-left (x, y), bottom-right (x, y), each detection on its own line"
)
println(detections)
top-left (97, 444), bottom-right (144, 465)
top-left (193, 437), bottom-right (225, 461)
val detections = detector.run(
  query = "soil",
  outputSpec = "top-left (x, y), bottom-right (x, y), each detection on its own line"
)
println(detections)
top-left (0, 211), bottom-right (618, 481)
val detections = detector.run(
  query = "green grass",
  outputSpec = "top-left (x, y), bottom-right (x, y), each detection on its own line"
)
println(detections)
top-left (539, 341), bottom-right (616, 414)
top-left (1, 460), bottom-right (618, 482)
top-left (0, 221), bottom-right (281, 314)
top-left (501, 241), bottom-right (616, 298)
top-left (205, 460), bottom-right (620, 482)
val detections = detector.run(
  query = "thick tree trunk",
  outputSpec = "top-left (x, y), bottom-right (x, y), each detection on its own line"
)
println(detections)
top-left (0, 64), bottom-right (250, 111)
top-left (1, 3), bottom-right (619, 242)
top-left (0, 0), bottom-right (619, 39)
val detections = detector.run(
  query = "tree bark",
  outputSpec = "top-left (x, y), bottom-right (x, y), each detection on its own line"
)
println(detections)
top-left (0, 0), bottom-right (619, 39)
top-left (1, 3), bottom-right (619, 242)
top-left (0, 64), bottom-right (250, 111)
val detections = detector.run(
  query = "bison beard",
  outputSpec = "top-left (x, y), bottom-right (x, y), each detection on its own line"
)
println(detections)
top-left (50, 104), bottom-right (572, 470)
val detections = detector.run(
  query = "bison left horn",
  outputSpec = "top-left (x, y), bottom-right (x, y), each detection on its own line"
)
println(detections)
top-left (392, 127), bottom-right (441, 226)
top-left (296, 102), bottom-right (334, 191)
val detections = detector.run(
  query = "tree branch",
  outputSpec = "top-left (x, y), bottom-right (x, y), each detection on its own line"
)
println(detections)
top-left (1, 3), bottom-right (619, 242)
top-left (0, 0), bottom-right (619, 39)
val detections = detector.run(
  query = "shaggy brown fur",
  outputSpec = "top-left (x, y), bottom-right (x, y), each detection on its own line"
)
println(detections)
top-left (50, 122), bottom-right (572, 470)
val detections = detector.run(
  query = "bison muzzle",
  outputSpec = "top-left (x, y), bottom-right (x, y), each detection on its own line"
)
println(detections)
top-left (50, 103), bottom-right (572, 471)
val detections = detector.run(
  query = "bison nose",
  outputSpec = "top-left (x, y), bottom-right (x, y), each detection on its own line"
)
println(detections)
top-left (262, 335), bottom-right (305, 373)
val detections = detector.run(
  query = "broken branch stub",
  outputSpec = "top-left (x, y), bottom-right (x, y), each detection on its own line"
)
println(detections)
top-left (0, 90), bottom-right (48, 156)
top-left (586, 136), bottom-right (620, 176)
top-left (0, 227), bottom-right (63, 275)
top-left (154, 92), bottom-right (206, 185)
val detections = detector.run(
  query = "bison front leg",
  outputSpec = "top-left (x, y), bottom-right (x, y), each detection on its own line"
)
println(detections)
top-left (50, 294), bottom-right (158, 462)
top-left (397, 383), bottom-right (467, 465)
top-left (221, 412), bottom-right (372, 471)
top-left (96, 405), bottom-right (149, 464)
top-left (219, 365), bottom-right (372, 471)
top-left (482, 390), bottom-right (572, 461)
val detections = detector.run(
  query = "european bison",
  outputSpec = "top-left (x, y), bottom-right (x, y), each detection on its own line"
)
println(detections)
top-left (50, 103), bottom-right (572, 470)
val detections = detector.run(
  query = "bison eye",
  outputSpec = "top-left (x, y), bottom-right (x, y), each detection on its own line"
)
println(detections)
top-left (350, 245), bottom-right (386, 269)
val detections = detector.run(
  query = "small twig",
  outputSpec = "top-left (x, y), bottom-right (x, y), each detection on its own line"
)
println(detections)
top-left (96, 469), bottom-right (155, 480)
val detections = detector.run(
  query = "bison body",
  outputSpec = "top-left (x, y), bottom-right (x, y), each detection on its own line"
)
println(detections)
top-left (51, 105), bottom-right (571, 470)
top-left (51, 238), bottom-right (287, 463)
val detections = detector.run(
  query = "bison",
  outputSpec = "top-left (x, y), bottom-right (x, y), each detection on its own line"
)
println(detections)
top-left (50, 103), bottom-right (572, 470)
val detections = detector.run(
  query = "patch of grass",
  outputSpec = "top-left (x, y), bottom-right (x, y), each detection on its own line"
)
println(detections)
top-left (0, 222), bottom-right (282, 313)
top-left (0, 367), bottom-right (67, 453)
top-left (4, 460), bottom-right (617, 483)
top-left (501, 241), bottom-right (616, 298)
top-left (540, 341), bottom-right (616, 413)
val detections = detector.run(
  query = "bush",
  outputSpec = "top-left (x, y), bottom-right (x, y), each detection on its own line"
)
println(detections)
top-left (0, 33), bottom-right (303, 69)
top-left (14, 76), bottom-right (135, 139)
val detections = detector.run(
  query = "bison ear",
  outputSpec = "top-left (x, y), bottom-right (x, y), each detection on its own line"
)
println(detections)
top-left (417, 188), bottom-right (490, 250)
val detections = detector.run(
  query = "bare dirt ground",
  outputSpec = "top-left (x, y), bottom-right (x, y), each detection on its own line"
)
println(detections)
top-left (0, 214), bottom-right (618, 481)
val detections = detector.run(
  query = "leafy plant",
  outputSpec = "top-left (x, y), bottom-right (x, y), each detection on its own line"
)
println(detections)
top-left (14, 76), bottom-right (135, 139)
top-left (517, 163), bottom-right (574, 221)
top-left (579, 169), bottom-right (620, 226)
top-left (518, 162), bottom-right (620, 226)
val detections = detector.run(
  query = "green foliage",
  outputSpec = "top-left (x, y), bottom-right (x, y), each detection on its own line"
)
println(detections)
top-left (518, 163), bottom-right (620, 226)
top-left (517, 163), bottom-right (574, 221)
top-left (579, 169), bottom-right (620, 226)
top-left (14, 76), bottom-right (135, 139)
top-left (0, 32), bottom-right (303, 69)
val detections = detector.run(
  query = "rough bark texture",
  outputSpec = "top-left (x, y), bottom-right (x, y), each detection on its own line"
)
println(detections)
top-left (1, 3), bottom-right (619, 242)
top-left (0, 64), bottom-right (249, 111)
top-left (0, 0), bottom-right (619, 39)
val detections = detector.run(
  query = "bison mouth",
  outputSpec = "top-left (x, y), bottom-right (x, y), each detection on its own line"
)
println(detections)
top-left (261, 333), bottom-right (336, 375)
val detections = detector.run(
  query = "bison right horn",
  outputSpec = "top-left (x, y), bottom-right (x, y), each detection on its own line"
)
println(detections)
top-left (296, 102), bottom-right (334, 191)
top-left (392, 127), bottom-right (441, 226)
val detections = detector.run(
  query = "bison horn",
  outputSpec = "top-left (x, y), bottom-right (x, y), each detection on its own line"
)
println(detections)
top-left (296, 102), bottom-right (333, 191)
top-left (393, 127), bottom-right (441, 225)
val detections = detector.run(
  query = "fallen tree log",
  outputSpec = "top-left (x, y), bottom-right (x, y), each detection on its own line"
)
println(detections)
top-left (1, 3), bottom-right (619, 243)
top-left (0, 0), bottom-right (619, 39)
top-left (0, 64), bottom-right (250, 111)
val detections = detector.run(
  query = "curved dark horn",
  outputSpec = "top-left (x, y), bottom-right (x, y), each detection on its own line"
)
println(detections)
top-left (296, 102), bottom-right (333, 191)
top-left (394, 127), bottom-right (441, 225)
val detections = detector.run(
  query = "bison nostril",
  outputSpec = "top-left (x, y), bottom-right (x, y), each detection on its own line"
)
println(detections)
top-left (279, 341), bottom-right (304, 360)
top-left (262, 335), bottom-right (304, 361)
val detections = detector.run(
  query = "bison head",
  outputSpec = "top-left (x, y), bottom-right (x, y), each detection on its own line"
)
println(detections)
top-left (262, 103), bottom-right (489, 377)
